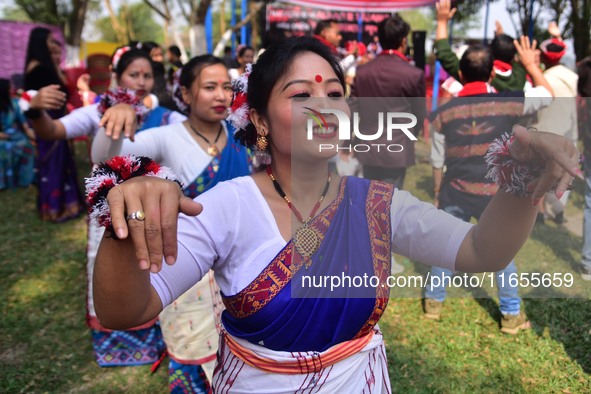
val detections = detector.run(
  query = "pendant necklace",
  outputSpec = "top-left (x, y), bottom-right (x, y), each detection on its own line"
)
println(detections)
top-left (266, 166), bottom-right (331, 267)
top-left (188, 122), bottom-right (223, 156)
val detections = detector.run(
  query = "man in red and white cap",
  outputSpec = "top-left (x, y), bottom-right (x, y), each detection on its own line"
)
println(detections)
top-left (532, 22), bottom-right (578, 224)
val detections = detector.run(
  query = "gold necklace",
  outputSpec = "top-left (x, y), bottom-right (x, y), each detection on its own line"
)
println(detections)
top-left (188, 122), bottom-right (223, 156)
top-left (267, 167), bottom-right (331, 267)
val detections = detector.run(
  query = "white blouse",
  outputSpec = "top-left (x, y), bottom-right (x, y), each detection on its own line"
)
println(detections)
top-left (60, 103), bottom-right (186, 139)
top-left (151, 176), bottom-right (472, 306)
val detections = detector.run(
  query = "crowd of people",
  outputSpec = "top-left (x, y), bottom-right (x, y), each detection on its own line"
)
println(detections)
top-left (6, 2), bottom-right (590, 392)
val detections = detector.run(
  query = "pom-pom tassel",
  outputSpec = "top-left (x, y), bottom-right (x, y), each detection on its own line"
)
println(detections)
top-left (485, 132), bottom-right (544, 197)
top-left (85, 155), bottom-right (183, 235)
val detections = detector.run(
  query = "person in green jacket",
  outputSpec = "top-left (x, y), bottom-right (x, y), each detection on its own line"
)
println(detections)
top-left (434, 0), bottom-right (527, 92)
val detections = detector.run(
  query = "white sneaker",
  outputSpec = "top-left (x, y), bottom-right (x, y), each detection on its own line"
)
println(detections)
top-left (391, 254), bottom-right (404, 275)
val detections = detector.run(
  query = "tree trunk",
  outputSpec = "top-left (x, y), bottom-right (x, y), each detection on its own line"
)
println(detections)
top-left (249, 0), bottom-right (258, 51)
top-left (105, 0), bottom-right (128, 43)
top-left (65, 0), bottom-right (90, 67)
top-left (212, 1), bottom-right (265, 56)
top-left (65, 45), bottom-right (81, 68)
top-left (142, 0), bottom-right (173, 46)
top-left (220, 0), bottom-right (226, 35)
top-left (570, 0), bottom-right (591, 60)
top-left (172, 29), bottom-right (189, 63)
top-left (190, 24), bottom-right (207, 56)
top-left (163, 19), bottom-right (170, 46)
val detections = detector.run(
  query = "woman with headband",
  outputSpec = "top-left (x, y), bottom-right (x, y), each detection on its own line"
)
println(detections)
top-left (92, 54), bottom-right (251, 393)
top-left (27, 46), bottom-right (186, 367)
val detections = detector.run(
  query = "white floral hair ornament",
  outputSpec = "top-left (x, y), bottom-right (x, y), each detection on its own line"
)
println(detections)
top-left (227, 63), bottom-right (252, 134)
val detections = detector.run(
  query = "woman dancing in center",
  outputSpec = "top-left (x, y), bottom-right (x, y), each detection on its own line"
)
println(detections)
top-left (92, 37), bottom-right (579, 392)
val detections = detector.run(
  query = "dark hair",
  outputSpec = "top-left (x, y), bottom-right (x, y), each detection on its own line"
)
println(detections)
top-left (378, 15), bottom-right (410, 50)
top-left (25, 27), bottom-right (53, 70)
top-left (238, 45), bottom-right (254, 58)
top-left (490, 34), bottom-right (516, 64)
top-left (0, 79), bottom-right (11, 114)
top-left (578, 56), bottom-right (591, 97)
top-left (114, 49), bottom-right (153, 80)
top-left (142, 41), bottom-right (161, 54)
top-left (314, 19), bottom-right (337, 36)
top-left (168, 45), bottom-right (181, 58)
top-left (179, 54), bottom-right (226, 90)
top-left (151, 61), bottom-right (174, 108)
top-left (235, 36), bottom-right (346, 147)
top-left (459, 45), bottom-right (494, 83)
top-left (24, 27), bottom-right (61, 86)
top-left (546, 43), bottom-right (565, 53)
top-left (262, 26), bottom-right (289, 49)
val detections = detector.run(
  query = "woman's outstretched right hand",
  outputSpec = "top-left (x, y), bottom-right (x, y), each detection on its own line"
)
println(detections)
top-left (30, 84), bottom-right (66, 110)
top-left (107, 177), bottom-right (203, 273)
top-left (99, 103), bottom-right (139, 142)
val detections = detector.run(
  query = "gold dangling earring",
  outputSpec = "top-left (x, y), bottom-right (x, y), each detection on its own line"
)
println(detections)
top-left (256, 135), bottom-right (268, 151)
top-left (256, 128), bottom-right (268, 151)
top-left (254, 128), bottom-right (272, 167)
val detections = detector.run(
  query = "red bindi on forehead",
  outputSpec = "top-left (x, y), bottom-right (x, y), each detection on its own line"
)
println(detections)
top-left (315, 75), bottom-right (323, 83)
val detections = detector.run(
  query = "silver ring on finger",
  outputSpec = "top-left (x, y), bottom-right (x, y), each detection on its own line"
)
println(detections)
top-left (126, 210), bottom-right (146, 221)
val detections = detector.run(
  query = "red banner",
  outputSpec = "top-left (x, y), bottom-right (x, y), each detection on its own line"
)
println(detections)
top-left (266, 4), bottom-right (392, 44)
top-left (279, 0), bottom-right (437, 12)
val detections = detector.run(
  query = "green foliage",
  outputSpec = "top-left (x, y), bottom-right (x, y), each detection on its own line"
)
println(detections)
top-left (452, 0), bottom-right (493, 24)
top-left (398, 9), bottom-right (433, 35)
top-left (2, 6), bottom-right (32, 22)
top-left (14, 0), bottom-right (68, 26)
top-left (563, 0), bottom-right (591, 59)
top-left (0, 148), bottom-right (167, 393)
top-left (507, 0), bottom-right (591, 59)
top-left (505, 0), bottom-right (545, 38)
top-left (12, 0), bottom-right (100, 28)
top-left (415, 1), bottom-right (489, 40)
top-left (95, 2), bottom-right (164, 44)
top-left (11, 0), bottom-right (99, 45)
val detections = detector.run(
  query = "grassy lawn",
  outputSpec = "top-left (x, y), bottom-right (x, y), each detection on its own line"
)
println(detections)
top-left (1, 140), bottom-right (590, 393)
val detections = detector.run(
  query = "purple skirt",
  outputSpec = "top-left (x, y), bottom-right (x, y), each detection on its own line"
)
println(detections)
top-left (35, 139), bottom-right (84, 222)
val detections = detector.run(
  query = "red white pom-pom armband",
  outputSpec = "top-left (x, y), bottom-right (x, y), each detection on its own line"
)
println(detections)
top-left (97, 88), bottom-right (149, 126)
top-left (18, 90), bottom-right (38, 112)
top-left (85, 155), bottom-right (183, 234)
top-left (485, 133), bottom-right (544, 197)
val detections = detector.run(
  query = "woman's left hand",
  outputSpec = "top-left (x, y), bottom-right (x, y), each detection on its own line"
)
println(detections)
top-left (510, 124), bottom-right (582, 202)
top-left (99, 103), bottom-right (139, 142)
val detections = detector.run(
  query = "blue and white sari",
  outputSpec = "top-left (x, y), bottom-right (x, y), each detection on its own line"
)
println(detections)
top-left (213, 177), bottom-right (394, 393)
